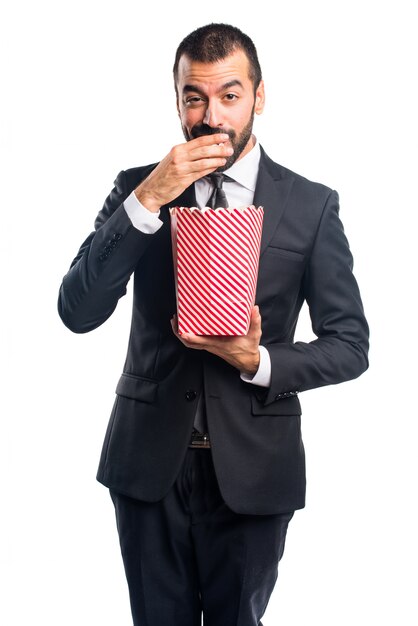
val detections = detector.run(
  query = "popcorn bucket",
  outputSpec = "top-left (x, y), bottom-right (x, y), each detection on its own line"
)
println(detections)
top-left (170, 206), bottom-right (264, 335)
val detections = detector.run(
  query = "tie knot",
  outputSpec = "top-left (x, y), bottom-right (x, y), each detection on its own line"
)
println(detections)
top-left (207, 172), bottom-right (231, 209)
top-left (209, 172), bottom-right (225, 189)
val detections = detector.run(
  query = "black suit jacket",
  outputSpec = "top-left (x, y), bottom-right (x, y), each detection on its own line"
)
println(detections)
top-left (58, 147), bottom-right (369, 515)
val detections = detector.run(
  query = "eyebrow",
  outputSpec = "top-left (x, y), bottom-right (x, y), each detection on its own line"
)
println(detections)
top-left (182, 79), bottom-right (244, 95)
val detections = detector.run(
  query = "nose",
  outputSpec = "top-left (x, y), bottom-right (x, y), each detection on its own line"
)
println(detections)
top-left (203, 100), bottom-right (223, 128)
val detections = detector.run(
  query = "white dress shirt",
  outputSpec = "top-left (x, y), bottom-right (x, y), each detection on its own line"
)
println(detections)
top-left (124, 139), bottom-right (271, 388)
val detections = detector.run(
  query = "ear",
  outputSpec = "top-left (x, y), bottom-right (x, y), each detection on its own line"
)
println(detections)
top-left (254, 80), bottom-right (265, 115)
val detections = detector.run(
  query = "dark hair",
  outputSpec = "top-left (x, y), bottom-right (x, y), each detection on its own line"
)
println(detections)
top-left (173, 23), bottom-right (262, 94)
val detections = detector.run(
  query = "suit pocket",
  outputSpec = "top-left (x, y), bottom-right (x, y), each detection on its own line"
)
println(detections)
top-left (251, 394), bottom-right (301, 416)
top-left (265, 246), bottom-right (305, 262)
top-left (116, 373), bottom-right (159, 403)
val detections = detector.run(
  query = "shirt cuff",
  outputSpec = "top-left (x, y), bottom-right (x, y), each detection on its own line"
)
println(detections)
top-left (124, 190), bottom-right (163, 234)
top-left (240, 345), bottom-right (271, 388)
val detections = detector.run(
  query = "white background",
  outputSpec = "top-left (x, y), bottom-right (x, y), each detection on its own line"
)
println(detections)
top-left (3, 0), bottom-right (417, 624)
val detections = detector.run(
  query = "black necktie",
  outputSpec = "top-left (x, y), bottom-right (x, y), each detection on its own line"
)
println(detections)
top-left (208, 173), bottom-right (229, 208)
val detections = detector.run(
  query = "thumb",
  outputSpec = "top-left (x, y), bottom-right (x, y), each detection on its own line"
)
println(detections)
top-left (250, 304), bottom-right (262, 331)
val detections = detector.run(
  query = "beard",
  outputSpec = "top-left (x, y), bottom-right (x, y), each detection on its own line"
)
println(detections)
top-left (183, 107), bottom-right (255, 172)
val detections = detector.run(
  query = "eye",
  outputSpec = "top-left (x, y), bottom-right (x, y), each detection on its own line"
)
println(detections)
top-left (224, 93), bottom-right (238, 101)
top-left (185, 96), bottom-right (204, 107)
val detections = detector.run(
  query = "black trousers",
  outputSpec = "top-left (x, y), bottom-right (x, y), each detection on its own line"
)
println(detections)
top-left (110, 449), bottom-right (294, 626)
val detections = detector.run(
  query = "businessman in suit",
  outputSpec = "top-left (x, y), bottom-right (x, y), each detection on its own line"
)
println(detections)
top-left (58, 23), bottom-right (369, 626)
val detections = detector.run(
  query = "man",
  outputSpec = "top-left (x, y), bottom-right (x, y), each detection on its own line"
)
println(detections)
top-left (58, 23), bottom-right (369, 626)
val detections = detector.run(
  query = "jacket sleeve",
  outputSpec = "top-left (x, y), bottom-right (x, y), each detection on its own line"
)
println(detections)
top-left (58, 170), bottom-right (156, 333)
top-left (263, 190), bottom-right (369, 405)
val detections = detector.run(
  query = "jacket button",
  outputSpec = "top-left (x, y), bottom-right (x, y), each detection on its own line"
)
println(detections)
top-left (185, 390), bottom-right (197, 401)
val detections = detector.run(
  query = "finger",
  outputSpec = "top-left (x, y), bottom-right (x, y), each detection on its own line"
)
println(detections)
top-left (180, 336), bottom-right (206, 352)
top-left (186, 158), bottom-right (229, 175)
top-left (179, 332), bottom-right (207, 347)
top-left (169, 136), bottom-right (230, 169)
top-left (169, 163), bottom-right (229, 191)
top-left (248, 305), bottom-right (262, 335)
top-left (171, 320), bottom-right (195, 349)
top-left (188, 143), bottom-right (234, 162)
top-left (187, 133), bottom-right (230, 149)
top-left (169, 152), bottom-right (228, 176)
top-left (170, 315), bottom-right (180, 336)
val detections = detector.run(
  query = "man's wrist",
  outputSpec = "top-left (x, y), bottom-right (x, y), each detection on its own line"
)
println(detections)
top-left (241, 350), bottom-right (260, 377)
top-left (134, 186), bottom-right (161, 214)
top-left (240, 346), bottom-right (271, 388)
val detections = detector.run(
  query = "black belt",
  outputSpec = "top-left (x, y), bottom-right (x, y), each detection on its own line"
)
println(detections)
top-left (189, 429), bottom-right (211, 449)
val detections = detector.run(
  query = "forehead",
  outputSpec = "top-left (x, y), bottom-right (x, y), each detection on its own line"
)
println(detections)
top-left (176, 49), bottom-right (252, 90)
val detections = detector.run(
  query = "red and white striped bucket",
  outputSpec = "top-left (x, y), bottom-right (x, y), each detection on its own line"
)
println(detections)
top-left (170, 206), bottom-right (264, 335)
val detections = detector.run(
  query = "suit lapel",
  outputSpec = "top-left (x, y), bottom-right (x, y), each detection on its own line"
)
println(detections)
top-left (254, 149), bottom-right (294, 256)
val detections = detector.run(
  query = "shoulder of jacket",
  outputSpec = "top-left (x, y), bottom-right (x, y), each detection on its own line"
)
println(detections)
top-left (121, 163), bottom-right (160, 192)
top-left (260, 146), bottom-right (334, 200)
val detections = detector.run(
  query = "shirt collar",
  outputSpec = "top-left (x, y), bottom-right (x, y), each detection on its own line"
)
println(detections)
top-left (223, 137), bottom-right (260, 192)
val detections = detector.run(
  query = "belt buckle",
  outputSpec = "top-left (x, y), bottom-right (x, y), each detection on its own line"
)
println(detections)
top-left (189, 430), bottom-right (211, 449)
